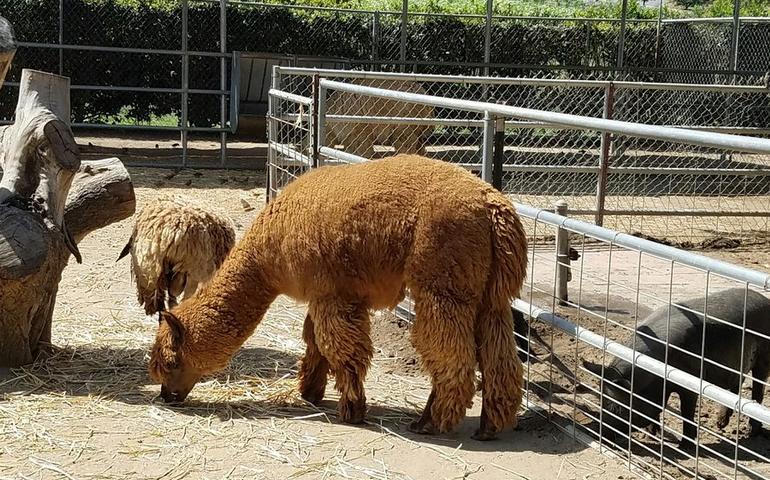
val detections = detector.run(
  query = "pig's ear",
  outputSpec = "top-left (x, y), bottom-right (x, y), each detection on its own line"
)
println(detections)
top-left (582, 360), bottom-right (604, 377)
top-left (614, 377), bottom-right (632, 392)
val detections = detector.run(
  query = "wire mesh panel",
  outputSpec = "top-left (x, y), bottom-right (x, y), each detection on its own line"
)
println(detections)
top-left (323, 77), bottom-right (438, 160)
top-left (267, 89), bottom-right (312, 200)
top-left (278, 68), bottom-right (770, 243)
top-left (602, 137), bottom-right (770, 241)
top-left (515, 207), bottom-right (770, 480)
top-left (658, 21), bottom-right (734, 85)
top-left (738, 20), bottom-right (770, 74)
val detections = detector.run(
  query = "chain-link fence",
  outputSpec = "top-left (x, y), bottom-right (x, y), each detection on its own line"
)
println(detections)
top-left (2, 0), bottom-right (770, 168)
top-left (269, 68), bottom-right (770, 243)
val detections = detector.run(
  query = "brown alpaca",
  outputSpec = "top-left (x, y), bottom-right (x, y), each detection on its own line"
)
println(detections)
top-left (148, 154), bottom-right (528, 440)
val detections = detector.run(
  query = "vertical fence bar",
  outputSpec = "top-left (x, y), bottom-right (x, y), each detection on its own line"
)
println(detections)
top-left (58, 0), bottom-right (63, 75)
top-left (482, 111), bottom-right (495, 184)
top-left (595, 82), bottom-right (615, 227)
top-left (399, 0), bottom-right (408, 73)
top-left (729, 0), bottom-right (741, 76)
top-left (181, 0), bottom-right (189, 168)
top-left (311, 74), bottom-right (320, 168)
top-left (554, 200), bottom-right (570, 305)
top-left (229, 51), bottom-right (240, 134)
top-left (483, 0), bottom-right (493, 78)
top-left (616, 0), bottom-right (629, 70)
top-left (220, 0), bottom-right (227, 167)
top-left (653, 0), bottom-right (664, 81)
top-left (492, 115), bottom-right (505, 191)
top-left (267, 66), bottom-right (281, 202)
top-left (371, 11), bottom-right (380, 69)
top-left (317, 82), bottom-right (327, 167)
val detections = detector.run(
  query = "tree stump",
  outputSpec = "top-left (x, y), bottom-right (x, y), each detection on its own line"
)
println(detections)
top-left (0, 16), bottom-right (14, 86)
top-left (0, 68), bottom-right (136, 367)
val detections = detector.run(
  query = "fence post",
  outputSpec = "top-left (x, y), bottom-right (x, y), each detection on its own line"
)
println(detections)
top-left (484, 0), bottom-right (493, 77)
top-left (492, 115), bottom-right (505, 191)
top-left (399, 0), bottom-right (408, 73)
top-left (729, 0), bottom-right (741, 76)
top-left (595, 82), bottom-right (615, 227)
top-left (482, 111), bottom-right (495, 184)
top-left (554, 200), bottom-right (570, 306)
top-left (219, 0), bottom-right (227, 167)
top-left (653, 0), bottom-right (664, 81)
top-left (58, 0), bottom-right (63, 75)
top-left (311, 74), bottom-right (320, 168)
top-left (371, 11), bottom-right (380, 69)
top-left (181, 0), bottom-right (189, 168)
top-left (266, 66), bottom-right (282, 203)
top-left (229, 51), bottom-right (240, 134)
top-left (616, 0), bottom-right (629, 71)
top-left (317, 82), bottom-right (327, 168)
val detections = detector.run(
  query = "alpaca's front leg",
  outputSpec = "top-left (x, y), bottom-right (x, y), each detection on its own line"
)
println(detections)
top-left (309, 298), bottom-right (373, 424)
top-left (298, 313), bottom-right (330, 405)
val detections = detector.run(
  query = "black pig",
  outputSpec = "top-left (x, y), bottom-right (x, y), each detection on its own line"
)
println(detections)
top-left (583, 287), bottom-right (770, 450)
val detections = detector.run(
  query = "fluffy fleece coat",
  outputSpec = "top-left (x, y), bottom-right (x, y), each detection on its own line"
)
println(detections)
top-left (119, 196), bottom-right (235, 315)
top-left (149, 155), bottom-right (528, 440)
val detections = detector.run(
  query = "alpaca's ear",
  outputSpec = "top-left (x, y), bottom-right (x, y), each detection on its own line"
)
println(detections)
top-left (159, 311), bottom-right (184, 345)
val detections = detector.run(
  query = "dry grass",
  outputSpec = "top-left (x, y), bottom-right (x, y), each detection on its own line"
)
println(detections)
top-left (0, 166), bottom-right (627, 480)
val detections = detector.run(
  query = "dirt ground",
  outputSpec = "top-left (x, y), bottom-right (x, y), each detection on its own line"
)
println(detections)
top-left (3, 130), bottom-right (770, 479)
top-left (0, 166), bottom-right (636, 480)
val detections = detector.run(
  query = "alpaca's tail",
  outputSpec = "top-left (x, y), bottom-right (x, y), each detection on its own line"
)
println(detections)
top-left (485, 190), bottom-right (528, 303)
top-left (474, 190), bottom-right (528, 435)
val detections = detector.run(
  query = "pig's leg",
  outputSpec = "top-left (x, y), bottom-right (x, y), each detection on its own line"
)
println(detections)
top-left (646, 384), bottom-right (669, 438)
top-left (750, 358), bottom-right (770, 437)
top-left (679, 392), bottom-right (698, 452)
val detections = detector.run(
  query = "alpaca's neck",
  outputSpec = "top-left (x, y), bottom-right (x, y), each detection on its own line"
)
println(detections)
top-left (183, 235), bottom-right (279, 371)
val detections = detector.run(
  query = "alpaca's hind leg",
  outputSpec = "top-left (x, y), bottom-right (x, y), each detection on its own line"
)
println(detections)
top-left (309, 298), bottom-right (373, 424)
top-left (298, 313), bottom-right (330, 405)
top-left (474, 302), bottom-right (524, 441)
top-left (408, 295), bottom-right (477, 435)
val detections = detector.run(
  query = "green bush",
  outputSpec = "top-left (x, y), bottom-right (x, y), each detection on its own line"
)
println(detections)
top-left (1, 0), bottom-right (766, 127)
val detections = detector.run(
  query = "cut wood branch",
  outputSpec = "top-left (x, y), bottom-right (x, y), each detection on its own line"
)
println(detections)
top-left (66, 158), bottom-right (136, 243)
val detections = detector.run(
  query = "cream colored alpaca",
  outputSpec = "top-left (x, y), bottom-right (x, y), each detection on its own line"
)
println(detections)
top-left (118, 196), bottom-right (235, 315)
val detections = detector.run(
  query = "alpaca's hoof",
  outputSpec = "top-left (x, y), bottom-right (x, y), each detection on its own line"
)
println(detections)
top-left (471, 429), bottom-right (498, 441)
top-left (749, 422), bottom-right (765, 438)
top-left (339, 399), bottom-right (367, 424)
top-left (300, 388), bottom-right (325, 406)
top-left (408, 419), bottom-right (438, 435)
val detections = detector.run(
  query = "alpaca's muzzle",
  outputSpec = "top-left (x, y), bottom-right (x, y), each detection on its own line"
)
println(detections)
top-left (160, 384), bottom-right (188, 404)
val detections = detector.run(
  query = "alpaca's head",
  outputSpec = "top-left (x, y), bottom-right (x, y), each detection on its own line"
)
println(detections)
top-left (149, 310), bottom-right (204, 404)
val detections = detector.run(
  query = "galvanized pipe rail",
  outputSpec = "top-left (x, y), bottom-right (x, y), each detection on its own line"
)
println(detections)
top-left (318, 79), bottom-right (770, 155)
top-left (279, 67), bottom-right (770, 93)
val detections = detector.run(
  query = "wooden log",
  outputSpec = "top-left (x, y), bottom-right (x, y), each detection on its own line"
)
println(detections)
top-left (0, 159), bottom-right (135, 366)
top-left (0, 16), bottom-right (16, 88)
top-left (0, 69), bottom-right (137, 367)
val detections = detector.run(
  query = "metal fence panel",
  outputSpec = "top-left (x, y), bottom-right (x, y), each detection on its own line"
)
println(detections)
top-left (267, 75), bottom-right (770, 480)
